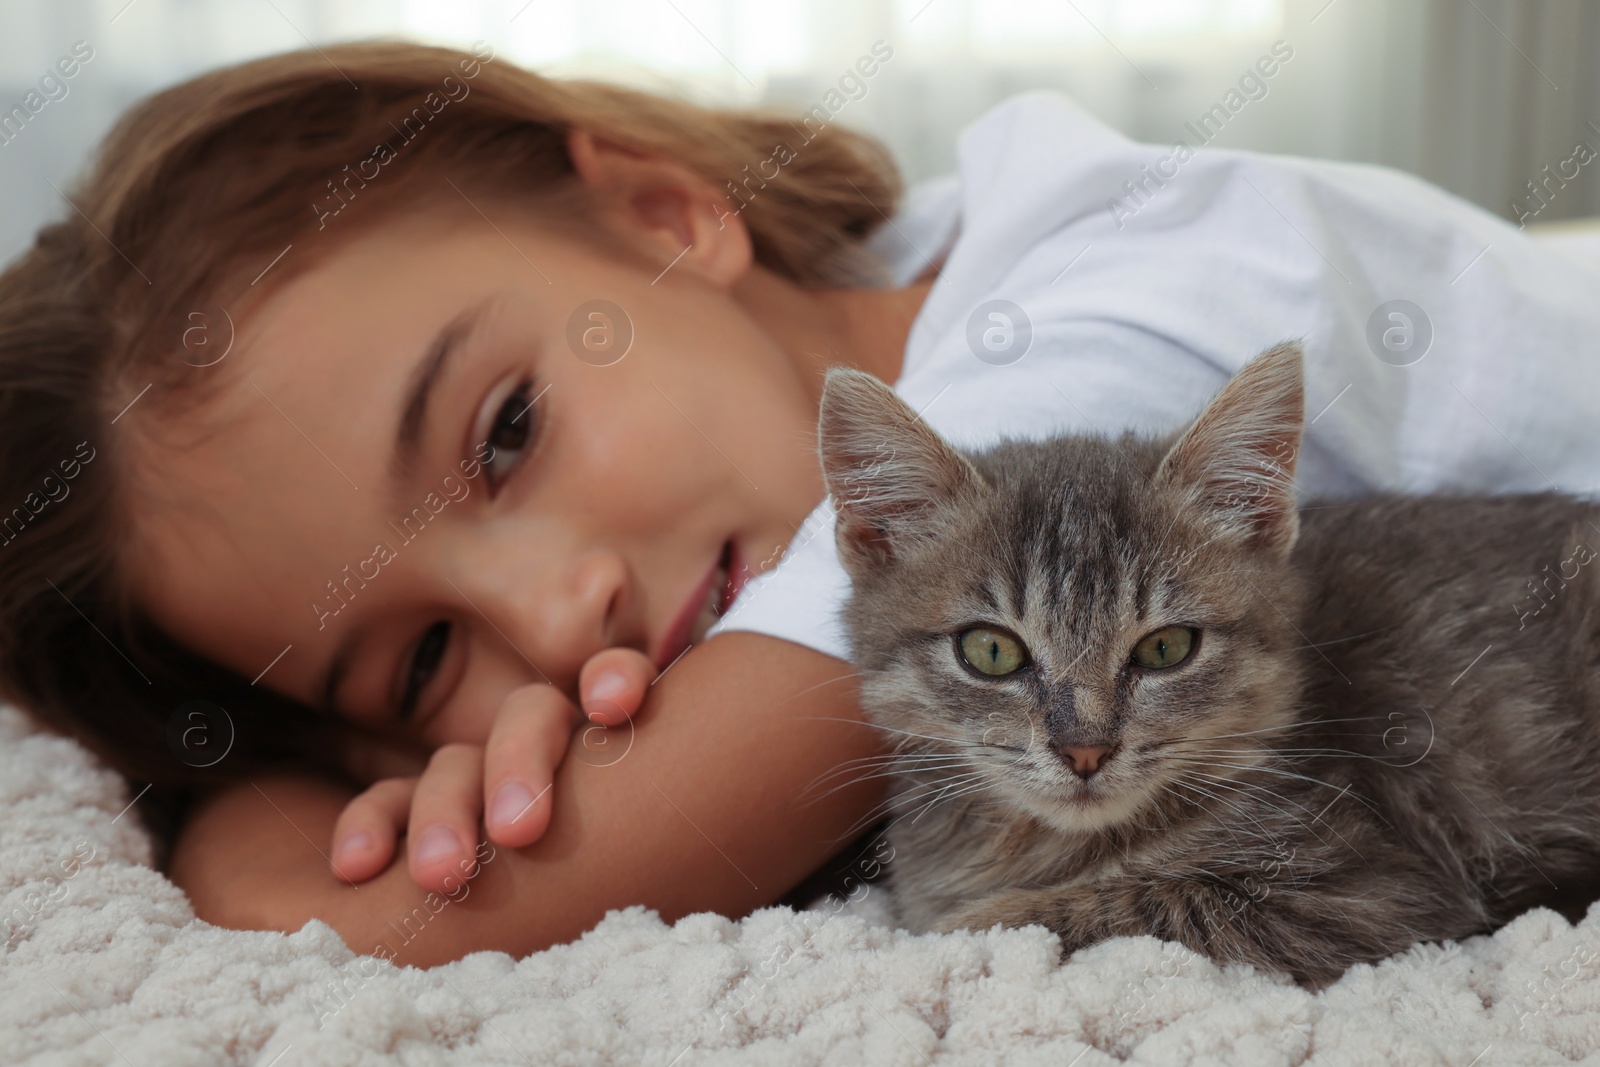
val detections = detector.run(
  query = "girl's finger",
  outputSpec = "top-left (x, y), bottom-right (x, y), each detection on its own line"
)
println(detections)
top-left (482, 683), bottom-right (578, 848)
top-left (406, 743), bottom-right (486, 894)
top-left (329, 776), bottom-right (416, 884)
top-left (579, 646), bottom-right (658, 726)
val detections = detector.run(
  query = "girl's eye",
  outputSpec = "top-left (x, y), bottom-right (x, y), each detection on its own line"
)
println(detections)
top-left (481, 378), bottom-right (541, 490)
top-left (1131, 625), bottom-right (1198, 669)
top-left (398, 620), bottom-right (451, 720)
top-left (957, 627), bottom-right (1030, 676)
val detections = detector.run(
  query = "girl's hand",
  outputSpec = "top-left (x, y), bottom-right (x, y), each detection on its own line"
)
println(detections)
top-left (326, 647), bottom-right (657, 893)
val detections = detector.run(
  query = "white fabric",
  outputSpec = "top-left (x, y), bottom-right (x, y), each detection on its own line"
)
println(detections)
top-left (708, 90), bottom-right (1600, 663)
top-left (6, 701), bottom-right (1600, 1064)
top-left (1530, 218), bottom-right (1600, 271)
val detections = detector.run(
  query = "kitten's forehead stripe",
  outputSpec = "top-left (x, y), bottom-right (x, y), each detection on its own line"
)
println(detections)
top-left (972, 571), bottom-right (1003, 618)
top-left (1012, 493), bottom-right (1045, 624)
top-left (1024, 554), bottom-right (1057, 658)
top-left (1001, 534), bottom-right (1027, 624)
top-left (1024, 541), bottom-right (1044, 626)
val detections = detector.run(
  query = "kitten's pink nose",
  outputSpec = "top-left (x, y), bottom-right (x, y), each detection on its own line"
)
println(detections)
top-left (1058, 744), bottom-right (1113, 779)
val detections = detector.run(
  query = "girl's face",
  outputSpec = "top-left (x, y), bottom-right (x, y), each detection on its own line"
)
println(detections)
top-left (124, 171), bottom-right (906, 748)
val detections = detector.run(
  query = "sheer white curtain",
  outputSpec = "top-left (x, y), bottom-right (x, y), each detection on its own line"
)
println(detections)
top-left (1257, 0), bottom-right (1600, 226)
top-left (2, 0), bottom-right (1598, 264)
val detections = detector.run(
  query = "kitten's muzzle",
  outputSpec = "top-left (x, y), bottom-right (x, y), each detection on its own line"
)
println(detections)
top-left (1045, 698), bottom-right (1115, 778)
top-left (1055, 743), bottom-right (1114, 779)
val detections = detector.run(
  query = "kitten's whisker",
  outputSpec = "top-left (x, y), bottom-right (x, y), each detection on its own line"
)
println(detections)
top-left (1168, 772), bottom-right (1289, 840)
top-left (896, 780), bottom-right (979, 831)
top-left (834, 791), bottom-right (931, 844)
top-left (774, 671), bottom-right (862, 707)
top-left (801, 759), bottom-right (982, 802)
top-left (1292, 625), bottom-right (1404, 650)
top-left (806, 753), bottom-right (903, 778)
top-left (896, 769), bottom-right (988, 800)
top-left (1156, 716), bottom-right (1386, 749)
top-left (1191, 759), bottom-right (1386, 821)
top-left (800, 752), bottom-right (919, 793)
top-left (1166, 780), bottom-right (1209, 815)
top-left (815, 762), bottom-right (985, 839)
top-left (1181, 767), bottom-right (1382, 870)
top-left (1184, 771), bottom-right (1318, 825)
top-left (1165, 776), bottom-right (1270, 844)
top-left (1141, 791), bottom-right (1176, 836)
top-left (813, 750), bottom-right (976, 779)
top-left (837, 769), bottom-right (990, 839)
top-left (906, 775), bottom-right (1003, 826)
top-left (1155, 724), bottom-right (1306, 748)
top-left (1176, 770), bottom-right (1327, 848)
top-left (1179, 746), bottom-right (1383, 763)
top-left (1178, 768), bottom-right (1313, 823)
top-left (926, 778), bottom-right (1002, 811)
top-left (801, 716), bottom-right (1002, 751)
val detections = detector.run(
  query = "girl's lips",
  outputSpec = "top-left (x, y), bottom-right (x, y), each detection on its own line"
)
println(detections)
top-left (653, 541), bottom-right (739, 670)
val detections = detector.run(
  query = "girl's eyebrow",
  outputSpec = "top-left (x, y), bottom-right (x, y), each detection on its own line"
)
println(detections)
top-left (388, 296), bottom-right (497, 511)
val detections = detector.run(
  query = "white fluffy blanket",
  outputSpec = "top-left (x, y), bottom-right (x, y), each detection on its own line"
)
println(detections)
top-left (5, 702), bottom-right (1600, 1067)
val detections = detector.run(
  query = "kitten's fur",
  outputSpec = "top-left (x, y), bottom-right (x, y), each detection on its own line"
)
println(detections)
top-left (816, 343), bottom-right (1600, 987)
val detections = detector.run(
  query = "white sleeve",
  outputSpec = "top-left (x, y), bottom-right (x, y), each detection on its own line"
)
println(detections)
top-left (863, 173), bottom-right (963, 286)
top-left (703, 497), bottom-right (854, 663)
top-left (700, 175), bottom-right (961, 662)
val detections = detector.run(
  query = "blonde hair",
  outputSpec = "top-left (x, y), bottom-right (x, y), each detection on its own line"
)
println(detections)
top-left (0, 40), bottom-right (902, 797)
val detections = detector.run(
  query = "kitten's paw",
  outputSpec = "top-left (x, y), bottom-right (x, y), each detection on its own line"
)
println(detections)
top-left (930, 911), bottom-right (979, 935)
top-left (933, 897), bottom-right (1044, 935)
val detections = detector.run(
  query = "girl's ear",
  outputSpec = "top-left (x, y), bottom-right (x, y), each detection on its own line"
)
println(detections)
top-left (566, 128), bottom-right (752, 289)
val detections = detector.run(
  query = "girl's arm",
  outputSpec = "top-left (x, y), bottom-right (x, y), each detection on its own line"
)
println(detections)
top-left (167, 632), bottom-right (887, 967)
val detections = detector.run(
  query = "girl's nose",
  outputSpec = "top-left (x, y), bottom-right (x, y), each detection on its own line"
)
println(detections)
top-left (476, 548), bottom-right (631, 683)
top-left (524, 550), bottom-right (624, 675)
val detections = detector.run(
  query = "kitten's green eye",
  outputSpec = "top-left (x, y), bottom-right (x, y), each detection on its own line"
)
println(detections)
top-left (1131, 626), bottom-right (1198, 669)
top-left (958, 628), bottom-right (1030, 676)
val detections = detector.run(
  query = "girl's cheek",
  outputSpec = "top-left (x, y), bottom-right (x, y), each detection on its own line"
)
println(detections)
top-left (421, 674), bottom-right (508, 749)
top-left (423, 705), bottom-right (487, 748)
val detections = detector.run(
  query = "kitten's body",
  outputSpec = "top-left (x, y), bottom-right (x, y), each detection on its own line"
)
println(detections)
top-left (817, 345), bottom-right (1600, 987)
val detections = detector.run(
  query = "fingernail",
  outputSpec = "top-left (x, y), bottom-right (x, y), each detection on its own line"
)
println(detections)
top-left (413, 825), bottom-right (460, 866)
top-left (491, 781), bottom-right (537, 828)
top-left (587, 671), bottom-right (627, 704)
top-left (333, 831), bottom-right (372, 866)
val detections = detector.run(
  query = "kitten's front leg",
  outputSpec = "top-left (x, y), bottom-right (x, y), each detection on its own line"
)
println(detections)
top-left (932, 888), bottom-right (1088, 942)
top-left (930, 859), bottom-right (1452, 988)
top-left (932, 883), bottom-right (1281, 976)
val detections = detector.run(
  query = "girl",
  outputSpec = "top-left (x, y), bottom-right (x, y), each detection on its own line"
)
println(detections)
top-left (1, 40), bottom-right (1597, 969)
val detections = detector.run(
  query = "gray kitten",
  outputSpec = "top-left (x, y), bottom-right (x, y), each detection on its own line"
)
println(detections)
top-left (816, 342), bottom-right (1600, 987)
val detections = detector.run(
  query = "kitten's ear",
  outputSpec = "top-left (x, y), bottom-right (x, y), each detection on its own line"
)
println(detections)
top-left (1155, 342), bottom-right (1305, 554)
top-left (818, 368), bottom-right (982, 569)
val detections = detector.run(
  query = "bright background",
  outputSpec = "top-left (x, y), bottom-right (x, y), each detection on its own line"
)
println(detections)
top-left (3, 0), bottom-right (1600, 265)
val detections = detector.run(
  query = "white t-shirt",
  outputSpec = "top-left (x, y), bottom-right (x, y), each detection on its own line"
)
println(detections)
top-left (707, 90), bottom-right (1600, 664)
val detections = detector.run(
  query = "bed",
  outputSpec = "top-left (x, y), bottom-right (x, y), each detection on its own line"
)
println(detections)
top-left (6, 220), bottom-right (1600, 1066)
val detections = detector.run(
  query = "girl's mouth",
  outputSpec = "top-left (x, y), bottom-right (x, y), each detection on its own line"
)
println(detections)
top-left (654, 540), bottom-right (752, 669)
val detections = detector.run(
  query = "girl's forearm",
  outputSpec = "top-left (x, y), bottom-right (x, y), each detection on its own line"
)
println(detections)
top-left (168, 632), bottom-right (887, 966)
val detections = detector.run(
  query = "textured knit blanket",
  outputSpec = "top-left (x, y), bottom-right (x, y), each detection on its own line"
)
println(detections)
top-left (4, 701), bottom-right (1600, 1066)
